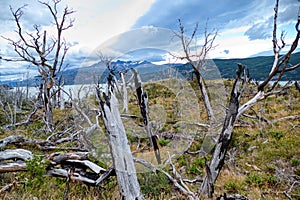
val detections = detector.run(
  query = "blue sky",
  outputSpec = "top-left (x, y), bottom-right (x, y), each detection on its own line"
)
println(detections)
top-left (0, 0), bottom-right (299, 81)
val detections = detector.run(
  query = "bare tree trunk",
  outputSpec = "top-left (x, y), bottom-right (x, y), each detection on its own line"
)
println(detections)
top-left (175, 19), bottom-right (217, 123)
top-left (200, 64), bottom-right (249, 197)
top-left (43, 77), bottom-right (54, 132)
top-left (97, 88), bottom-right (143, 200)
top-left (25, 72), bottom-right (29, 102)
top-left (194, 70), bottom-right (215, 123)
top-left (132, 69), bottom-right (161, 164)
top-left (295, 81), bottom-right (300, 92)
top-left (120, 72), bottom-right (128, 113)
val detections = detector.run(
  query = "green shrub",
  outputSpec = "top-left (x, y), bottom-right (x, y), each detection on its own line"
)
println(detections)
top-left (269, 130), bottom-right (283, 140)
top-left (245, 173), bottom-right (263, 186)
top-left (224, 182), bottom-right (238, 193)
top-left (266, 164), bottom-right (276, 173)
top-left (140, 171), bottom-right (171, 198)
top-left (246, 173), bottom-right (278, 187)
top-left (158, 138), bottom-right (170, 146)
top-left (290, 158), bottom-right (300, 166)
top-left (262, 173), bottom-right (278, 186)
top-left (177, 154), bottom-right (188, 167)
top-left (26, 155), bottom-right (49, 188)
top-left (187, 157), bottom-right (205, 175)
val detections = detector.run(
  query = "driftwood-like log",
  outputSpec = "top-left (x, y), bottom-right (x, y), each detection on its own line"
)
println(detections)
top-left (0, 149), bottom-right (33, 161)
top-left (64, 160), bottom-right (106, 174)
top-left (48, 152), bottom-right (106, 174)
top-left (0, 150), bottom-right (112, 186)
top-left (48, 152), bottom-right (89, 163)
top-left (0, 135), bottom-right (27, 149)
top-left (0, 135), bottom-right (54, 149)
top-left (95, 168), bottom-right (115, 185)
top-left (46, 168), bottom-right (96, 185)
top-left (0, 135), bottom-right (86, 152)
top-left (0, 161), bottom-right (27, 173)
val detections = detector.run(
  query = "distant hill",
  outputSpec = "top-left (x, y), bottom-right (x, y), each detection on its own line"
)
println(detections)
top-left (213, 51), bottom-right (300, 81)
top-left (3, 52), bottom-right (300, 87)
top-left (175, 51), bottom-right (300, 81)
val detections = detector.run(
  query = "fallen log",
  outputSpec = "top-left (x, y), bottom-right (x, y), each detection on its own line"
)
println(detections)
top-left (46, 168), bottom-right (97, 185)
top-left (0, 135), bottom-right (87, 152)
top-left (0, 135), bottom-right (54, 149)
top-left (48, 152), bottom-right (89, 163)
top-left (0, 149), bottom-right (33, 161)
top-left (0, 149), bottom-right (111, 186)
top-left (64, 160), bottom-right (106, 174)
top-left (0, 160), bottom-right (27, 173)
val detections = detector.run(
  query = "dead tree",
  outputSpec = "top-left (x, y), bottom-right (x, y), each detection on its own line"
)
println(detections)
top-left (174, 19), bottom-right (217, 123)
top-left (96, 83), bottom-right (143, 199)
top-left (295, 81), bottom-right (300, 92)
top-left (98, 52), bottom-right (130, 114)
top-left (200, 64), bottom-right (249, 197)
top-left (95, 58), bottom-right (143, 199)
top-left (132, 68), bottom-right (161, 164)
top-left (120, 71), bottom-right (129, 113)
top-left (199, 0), bottom-right (300, 197)
top-left (1, 0), bottom-right (75, 132)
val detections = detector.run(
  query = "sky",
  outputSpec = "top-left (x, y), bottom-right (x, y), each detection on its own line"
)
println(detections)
top-left (0, 0), bottom-right (299, 81)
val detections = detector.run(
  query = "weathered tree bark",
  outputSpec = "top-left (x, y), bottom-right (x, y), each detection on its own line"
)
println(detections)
top-left (194, 70), bottom-right (215, 123)
top-left (46, 151), bottom-right (112, 185)
top-left (200, 64), bottom-right (249, 197)
top-left (0, 135), bottom-right (86, 152)
top-left (120, 71), bottom-right (129, 113)
top-left (0, 149), bottom-right (33, 173)
top-left (0, 161), bottom-right (27, 173)
top-left (295, 81), bottom-right (300, 92)
top-left (132, 68), bottom-right (161, 164)
top-left (0, 149), bottom-right (33, 161)
top-left (97, 88), bottom-right (143, 200)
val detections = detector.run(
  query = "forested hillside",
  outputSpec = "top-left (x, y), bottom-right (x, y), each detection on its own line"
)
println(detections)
top-left (176, 51), bottom-right (300, 81)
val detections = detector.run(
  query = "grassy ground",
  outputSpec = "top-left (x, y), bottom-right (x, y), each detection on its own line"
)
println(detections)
top-left (0, 79), bottom-right (299, 199)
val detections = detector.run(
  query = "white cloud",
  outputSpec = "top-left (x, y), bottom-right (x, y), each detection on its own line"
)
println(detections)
top-left (210, 26), bottom-right (272, 59)
top-left (64, 0), bottom-right (155, 51)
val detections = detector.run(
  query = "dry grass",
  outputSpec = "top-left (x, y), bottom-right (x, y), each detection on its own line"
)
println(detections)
top-left (0, 80), bottom-right (299, 199)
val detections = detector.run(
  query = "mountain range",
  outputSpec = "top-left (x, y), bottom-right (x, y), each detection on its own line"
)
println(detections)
top-left (1, 52), bottom-right (300, 87)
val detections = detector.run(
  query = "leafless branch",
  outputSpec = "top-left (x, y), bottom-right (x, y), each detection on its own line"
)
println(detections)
top-left (4, 103), bottom-right (38, 129)
top-left (133, 157), bottom-right (196, 199)
top-left (258, 2), bottom-right (300, 91)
